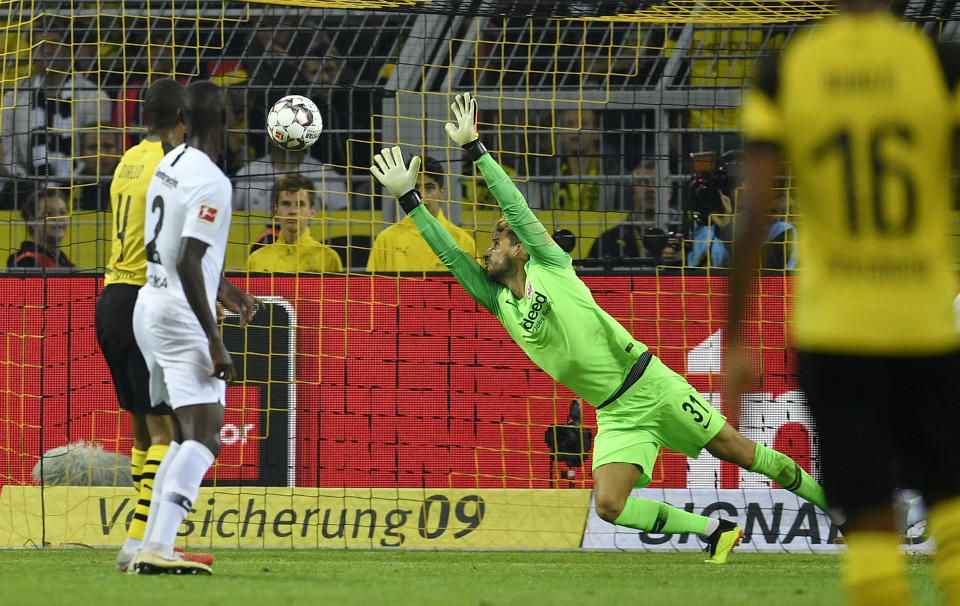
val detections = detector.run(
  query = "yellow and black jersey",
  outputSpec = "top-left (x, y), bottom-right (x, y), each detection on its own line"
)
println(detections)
top-left (742, 12), bottom-right (960, 354)
top-left (105, 139), bottom-right (170, 286)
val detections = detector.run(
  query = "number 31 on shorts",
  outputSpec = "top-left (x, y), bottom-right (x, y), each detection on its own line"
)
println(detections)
top-left (682, 394), bottom-right (713, 429)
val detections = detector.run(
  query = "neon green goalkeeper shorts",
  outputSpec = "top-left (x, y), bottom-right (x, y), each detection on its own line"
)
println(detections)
top-left (591, 355), bottom-right (726, 488)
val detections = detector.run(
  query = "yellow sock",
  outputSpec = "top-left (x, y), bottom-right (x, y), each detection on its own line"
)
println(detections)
top-left (127, 443), bottom-right (169, 541)
top-left (844, 531), bottom-right (913, 606)
top-left (130, 447), bottom-right (147, 494)
top-left (929, 496), bottom-right (960, 606)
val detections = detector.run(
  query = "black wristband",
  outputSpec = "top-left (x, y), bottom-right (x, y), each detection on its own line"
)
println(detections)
top-left (397, 189), bottom-right (423, 214)
top-left (462, 139), bottom-right (488, 162)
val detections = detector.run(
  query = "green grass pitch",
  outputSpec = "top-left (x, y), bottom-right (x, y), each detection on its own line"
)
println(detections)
top-left (0, 549), bottom-right (939, 605)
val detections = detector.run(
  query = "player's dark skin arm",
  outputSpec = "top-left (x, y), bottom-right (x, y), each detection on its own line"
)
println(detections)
top-left (217, 276), bottom-right (258, 327)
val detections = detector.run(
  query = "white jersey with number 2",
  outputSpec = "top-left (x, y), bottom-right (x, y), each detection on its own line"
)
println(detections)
top-left (141, 143), bottom-right (232, 320)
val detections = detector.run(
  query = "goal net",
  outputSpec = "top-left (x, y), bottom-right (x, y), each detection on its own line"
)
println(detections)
top-left (0, 0), bottom-right (946, 551)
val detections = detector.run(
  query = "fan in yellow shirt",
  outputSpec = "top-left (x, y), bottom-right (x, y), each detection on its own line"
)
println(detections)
top-left (245, 174), bottom-right (343, 273)
top-left (367, 156), bottom-right (478, 273)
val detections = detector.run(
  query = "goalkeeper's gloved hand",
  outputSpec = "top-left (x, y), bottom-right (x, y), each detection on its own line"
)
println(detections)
top-left (444, 92), bottom-right (479, 146)
top-left (369, 146), bottom-right (423, 213)
top-left (445, 93), bottom-right (489, 162)
top-left (370, 146), bottom-right (421, 197)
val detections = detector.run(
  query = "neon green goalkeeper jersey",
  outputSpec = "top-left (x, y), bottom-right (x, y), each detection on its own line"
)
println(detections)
top-left (409, 153), bottom-right (646, 407)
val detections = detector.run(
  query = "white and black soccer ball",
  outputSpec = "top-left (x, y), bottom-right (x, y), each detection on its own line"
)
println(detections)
top-left (266, 94), bottom-right (323, 151)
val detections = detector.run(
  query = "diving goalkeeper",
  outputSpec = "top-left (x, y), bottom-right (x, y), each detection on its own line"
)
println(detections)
top-left (370, 93), bottom-right (838, 563)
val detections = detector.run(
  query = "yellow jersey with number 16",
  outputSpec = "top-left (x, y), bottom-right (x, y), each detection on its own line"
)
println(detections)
top-left (105, 140), bottom-right (168, 287)
top-left (742, 12), bottom-right (960, 354)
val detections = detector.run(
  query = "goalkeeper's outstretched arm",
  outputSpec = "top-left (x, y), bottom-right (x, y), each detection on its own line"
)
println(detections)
top-left (445, 93), bottom-right (570, 269)
top-left (369, 146), bottom-right (501, 313)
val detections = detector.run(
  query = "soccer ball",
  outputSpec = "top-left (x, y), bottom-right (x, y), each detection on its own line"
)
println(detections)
top-left (266, 95), bottom-right (323, 151)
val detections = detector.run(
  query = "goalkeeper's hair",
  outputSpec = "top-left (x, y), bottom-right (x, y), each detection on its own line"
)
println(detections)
top-left (493, 218), bottom-right (521, 246)
top-left (143, 77), bottom-right (184, 130)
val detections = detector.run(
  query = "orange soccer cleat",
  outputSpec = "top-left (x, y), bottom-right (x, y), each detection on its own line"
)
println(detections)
top-left (175, 548), bottom-right (215, 567)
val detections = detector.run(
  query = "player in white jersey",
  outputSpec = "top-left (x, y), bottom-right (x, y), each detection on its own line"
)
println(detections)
top-left (130, 81), bottom-right (256, 575)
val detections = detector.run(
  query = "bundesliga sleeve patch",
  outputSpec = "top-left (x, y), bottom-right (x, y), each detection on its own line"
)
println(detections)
top-left (198, 205), bottom-right (218, 224)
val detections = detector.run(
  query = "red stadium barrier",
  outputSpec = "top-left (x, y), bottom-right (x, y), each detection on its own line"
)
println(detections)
top-left (0, 275), bottom-right (807, 489)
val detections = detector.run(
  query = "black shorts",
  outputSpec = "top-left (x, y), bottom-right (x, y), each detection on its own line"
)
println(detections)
top-left (797, 349), bottom-right (960, 515)
top-left (95, 283), bottom-right (171, 416)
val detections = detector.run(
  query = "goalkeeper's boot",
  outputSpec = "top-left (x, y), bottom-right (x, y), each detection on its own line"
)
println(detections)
top-left (704, 519), bottom-right (743, 564)
top-left (129, 550), bottom-right (212, 575)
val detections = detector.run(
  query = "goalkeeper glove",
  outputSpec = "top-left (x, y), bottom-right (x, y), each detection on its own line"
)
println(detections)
top-left (445, 92), bottom-right (488, 161)
top-left (370, 146), bottom-right (423, 213)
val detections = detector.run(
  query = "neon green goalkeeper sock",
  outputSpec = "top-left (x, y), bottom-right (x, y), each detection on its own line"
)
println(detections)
top-left (749, 443), bottom-right (828, 511)
top-left (613, 497), bottom-right (709, 535)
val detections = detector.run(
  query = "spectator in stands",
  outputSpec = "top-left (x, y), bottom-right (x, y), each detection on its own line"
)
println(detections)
top-left (72, 16), bottom-right (123, 93)
top-left (245, 174), bottom-right (342, 274)
top-left (301, 32), bottom-right (375, 170)
top-left (209, 61), bottom-right (256, 177)
top-left (7, 187), bottom-right (74, 270)
top-left (233, 144), bottom-right (349, 212)
top-left (684, 187), bottom-right (796, 270)
top-left (302, 32), bottom-right (357, 88)
top-left (243, 15), bottom-right (308, 158)
top-left (0, 145), bottom-right (21, 210)
top-left (0, 28), bottom-right (31, 85)
top-left (367, 156), bottom-right (478, 273)
top-left (547, 108), bottom-right (616, 210)
top-left (685, 187), bottom-right (735, 269)
top-left (113, 39), bottom-right (186, 150)
top-left (473, 17), bottom-right (506, 87)
top-left (73, 127), bottom-right (123, 211)
top-left (1, 17), bottom-right (112, 178)
top-left (589, 159), bottom-right (679, 262)
top-left (247, 16), bottom-right (301, 88)
top-left (757, 193), bottom-right (797, 271)
top-left (460, 108), bottom-right (543, 211)
top-left (462, 108), bottom-right (518, 210)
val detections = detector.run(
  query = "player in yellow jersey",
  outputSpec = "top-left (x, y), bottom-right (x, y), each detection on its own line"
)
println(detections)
top-left (94, 78), bottom-right (214, 572)
top-left (244, 174), bottom-right (343, 273)
top-left (726, 3), bottom-right (960, 604)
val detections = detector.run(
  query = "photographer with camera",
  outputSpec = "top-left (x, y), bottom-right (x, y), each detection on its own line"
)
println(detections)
top-left (545, 400), bottom-right (593, 487)
top-left (588, 159), bottom-right (684, 267)
top-left (683, 152), bottom-right (737, 268)
top-left (683, 151), bottom-right (796, 270)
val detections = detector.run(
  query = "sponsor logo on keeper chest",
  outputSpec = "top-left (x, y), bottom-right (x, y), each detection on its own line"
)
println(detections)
top-left (520, 290), bottom-right (552, 332)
